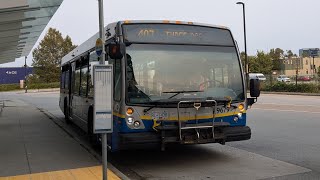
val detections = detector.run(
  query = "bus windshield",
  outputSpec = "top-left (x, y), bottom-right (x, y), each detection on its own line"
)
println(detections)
top-left (125, 44), bottom-right (244, 105)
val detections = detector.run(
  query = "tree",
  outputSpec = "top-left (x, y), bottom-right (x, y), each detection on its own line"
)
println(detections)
top-left (249, 51), bottom-right (273, 74)
top-left (269, 48), bottom-right (284, 60)
top-left (32, 28), bottom-right (77, 83)
top-left (269, 48), bottom-right (284, 70)
top-left (286, 50), bottom-right (294, 58)
top-left (240, 51), bottom-right (246, 71)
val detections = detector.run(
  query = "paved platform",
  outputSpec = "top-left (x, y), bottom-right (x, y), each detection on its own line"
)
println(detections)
top-left (0, 98), bottom-right (121, 180)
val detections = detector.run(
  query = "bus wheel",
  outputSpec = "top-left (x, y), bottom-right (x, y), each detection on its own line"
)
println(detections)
top-left (88, 108), bottom-right (100, 147)
top-left (64, 99), bottom-right (71, 124)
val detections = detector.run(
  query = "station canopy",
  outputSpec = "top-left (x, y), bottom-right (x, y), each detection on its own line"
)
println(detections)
top-left (0, 0), bottom-right (63, 64)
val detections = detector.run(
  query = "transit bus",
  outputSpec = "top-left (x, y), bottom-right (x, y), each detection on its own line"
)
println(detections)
top-left (59, 20), bottom-right (260, 151)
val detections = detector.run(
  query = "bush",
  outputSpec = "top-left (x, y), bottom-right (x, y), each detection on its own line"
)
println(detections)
top-left (0, 82), bottom-right (60, 92)
top-left (0, 84), bottom-right (20, 91)
top-left (263, 82), bottom-right (320, 93)
top-left (27, 82), bottom-right (60, 89)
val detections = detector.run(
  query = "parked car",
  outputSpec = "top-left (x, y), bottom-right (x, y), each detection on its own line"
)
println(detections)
top-left (249, 73), bottom-right (266, 81)
top-left (277, 75), bottom-right (290, 82)
top-left (297, 75), bottom-right (311, 81)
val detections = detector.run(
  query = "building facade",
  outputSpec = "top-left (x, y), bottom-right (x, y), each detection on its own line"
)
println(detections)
top-left (299, 48), bottom-right (320, 57)
top-left (281, 57), bottom-right (320, 77)
top-left (0, 67), bottom-right (33, 84)
top-left (280, 57), bottom-right (303, 76)
top-left (300, 57), bottom-right (320, 76)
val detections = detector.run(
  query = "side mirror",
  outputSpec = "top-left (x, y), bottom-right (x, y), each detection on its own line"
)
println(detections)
top-left (108, 42), bottom-right (124, 59)
top-left (250, 79), bottom-right (260, 97)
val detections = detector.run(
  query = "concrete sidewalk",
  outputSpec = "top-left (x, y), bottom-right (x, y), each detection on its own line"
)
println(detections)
top-left (0, 99), bottom-right (121, 179)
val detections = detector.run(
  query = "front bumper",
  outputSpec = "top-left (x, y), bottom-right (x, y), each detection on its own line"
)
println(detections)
top-left (118, 126), bottom-right (251, 150)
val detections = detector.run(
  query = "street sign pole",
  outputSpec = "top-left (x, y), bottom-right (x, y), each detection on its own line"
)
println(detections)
top-left (97, 0), bottom-right (107, 180)
top-left (98, 0), bottom-right (105, 65)
top-left (24, 56), bottom-right (28, 93)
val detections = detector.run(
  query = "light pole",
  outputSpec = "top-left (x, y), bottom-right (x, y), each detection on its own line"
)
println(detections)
top-left (313, 55), bottom-right (315, 75)
top-left (24, 56), bottom-right (27, 93)
top-left (236, 2), bottom-right (248, 85)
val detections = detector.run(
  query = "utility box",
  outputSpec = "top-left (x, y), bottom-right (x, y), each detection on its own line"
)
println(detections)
top-left (20, 80), bottom-right (24, 89)
top-left (93, 65), bottom-right (113, 134)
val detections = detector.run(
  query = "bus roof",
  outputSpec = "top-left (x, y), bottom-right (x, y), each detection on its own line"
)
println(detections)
top-left (120, 20), bottom-right (230, 30)
top-left (61, 20), bottom-right (230, 66)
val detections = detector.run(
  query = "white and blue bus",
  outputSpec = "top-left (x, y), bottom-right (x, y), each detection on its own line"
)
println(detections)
top-left (59, 20), bottom-right (260, 151)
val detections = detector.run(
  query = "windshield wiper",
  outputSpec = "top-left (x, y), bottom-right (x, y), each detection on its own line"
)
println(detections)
top-left (163, 90), bottom-right (204, 99)
top-left (143, 101), bottom-right (176, 114)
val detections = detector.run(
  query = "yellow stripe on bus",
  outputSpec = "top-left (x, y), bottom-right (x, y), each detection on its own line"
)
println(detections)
top-left (113, 111), bottom-right (246, 120)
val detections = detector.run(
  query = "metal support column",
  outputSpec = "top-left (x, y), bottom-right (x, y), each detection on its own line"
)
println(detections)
top-left (98, 0), bottom-right (107, 180)
top-left (24, 56), bottom-right (28, 93)
top-left (237, 2), bottom-right (248, 87)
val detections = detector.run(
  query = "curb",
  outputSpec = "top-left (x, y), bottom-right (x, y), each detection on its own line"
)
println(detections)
top-left (261, 91), bottom-right (320, 96)
top-left (39, 108), bottom-right (130, 180)
top-left (13, 88), bottom-right (60, 94)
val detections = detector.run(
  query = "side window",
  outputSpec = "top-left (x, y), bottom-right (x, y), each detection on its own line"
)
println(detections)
top-left (74, 69), bottom-right (81, 95)
top-left (80, 56), bottom-right (89, 97)
top-left (61, 65), bottom-right (68, 89)
top-left (109, 54), bottom-right (122, 101)
top-left (71, 62), bottom-right (76, 93)
top-left (74, 61), bottom-right (81, 95)
top-left (88, 52), bottom-right (99, 98)
top-left (114, 59), bottom-right (122, 101)
top-left (61, 70), bottom-right (65, 89)
top-left (80, 66), bottom-right (88, 97)
top-left (65, 70), bottom-right (69, 90)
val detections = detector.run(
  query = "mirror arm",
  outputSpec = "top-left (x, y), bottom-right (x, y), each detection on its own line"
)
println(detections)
top-left (247, 97), bottom-right (257, 107)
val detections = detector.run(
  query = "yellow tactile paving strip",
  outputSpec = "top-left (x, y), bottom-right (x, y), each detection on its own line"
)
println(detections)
top-left (0, 166), bottom-right (121, 180)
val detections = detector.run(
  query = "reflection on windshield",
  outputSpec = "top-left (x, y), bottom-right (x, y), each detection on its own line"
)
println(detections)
top-left (126, 44), bottom-right (244, 104)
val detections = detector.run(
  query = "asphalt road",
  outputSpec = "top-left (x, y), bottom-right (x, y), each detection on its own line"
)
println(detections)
top-left (1, 91), bottom-right (320, 180)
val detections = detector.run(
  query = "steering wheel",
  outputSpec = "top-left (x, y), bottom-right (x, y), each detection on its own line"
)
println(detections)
top-left (199, 80), bottom-right (222, 91)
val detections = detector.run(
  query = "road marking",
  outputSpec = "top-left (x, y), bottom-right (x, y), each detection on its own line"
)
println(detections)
top-left (257, 103), bottom-right (320, 108)
top-left (252, 107), bottom-right (320, 114)
top-left (0, 166), bottom-right (121, 180)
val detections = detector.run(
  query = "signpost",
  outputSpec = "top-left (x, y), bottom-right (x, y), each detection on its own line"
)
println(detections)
top-left (93, 65), bottom-right (113, 135)
top-left (96, 38), bottom-right (103, 57)
top-left (97, 0), bottom-right (108, 179)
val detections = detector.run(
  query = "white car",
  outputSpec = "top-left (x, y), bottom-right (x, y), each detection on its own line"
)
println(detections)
top-left (249, 73), bottom-right (266, 81)
top-left (277, 75), bottom-right (290, 82)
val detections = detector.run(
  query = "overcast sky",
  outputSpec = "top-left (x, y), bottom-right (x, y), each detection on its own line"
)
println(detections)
top-left (2, 0), bottom-right (320, 67)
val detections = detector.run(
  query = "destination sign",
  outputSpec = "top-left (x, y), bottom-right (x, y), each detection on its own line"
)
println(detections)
top-left (122, 24), bottom-right (234, 46)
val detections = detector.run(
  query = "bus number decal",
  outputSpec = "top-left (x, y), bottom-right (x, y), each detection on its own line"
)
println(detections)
top-left (216, 107), bottom-right (231, 114)
top-left (138, 29), bottom-right (155, 37)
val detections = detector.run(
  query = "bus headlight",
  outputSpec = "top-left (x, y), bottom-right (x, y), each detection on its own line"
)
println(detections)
top-left (234, 113), bottom-right (243, 122)
top-left (126, 107), bottom-right (134, 116)
top-left (127, 117), bottom-right (134, 125)
top-left (134, 121), bottom-right (141, 127)
top-left (238, 103), bottom-right (245, 112)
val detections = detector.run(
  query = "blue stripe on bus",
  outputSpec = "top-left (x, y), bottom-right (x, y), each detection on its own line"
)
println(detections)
top-left (115, 114), bottom-right (247, 133)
